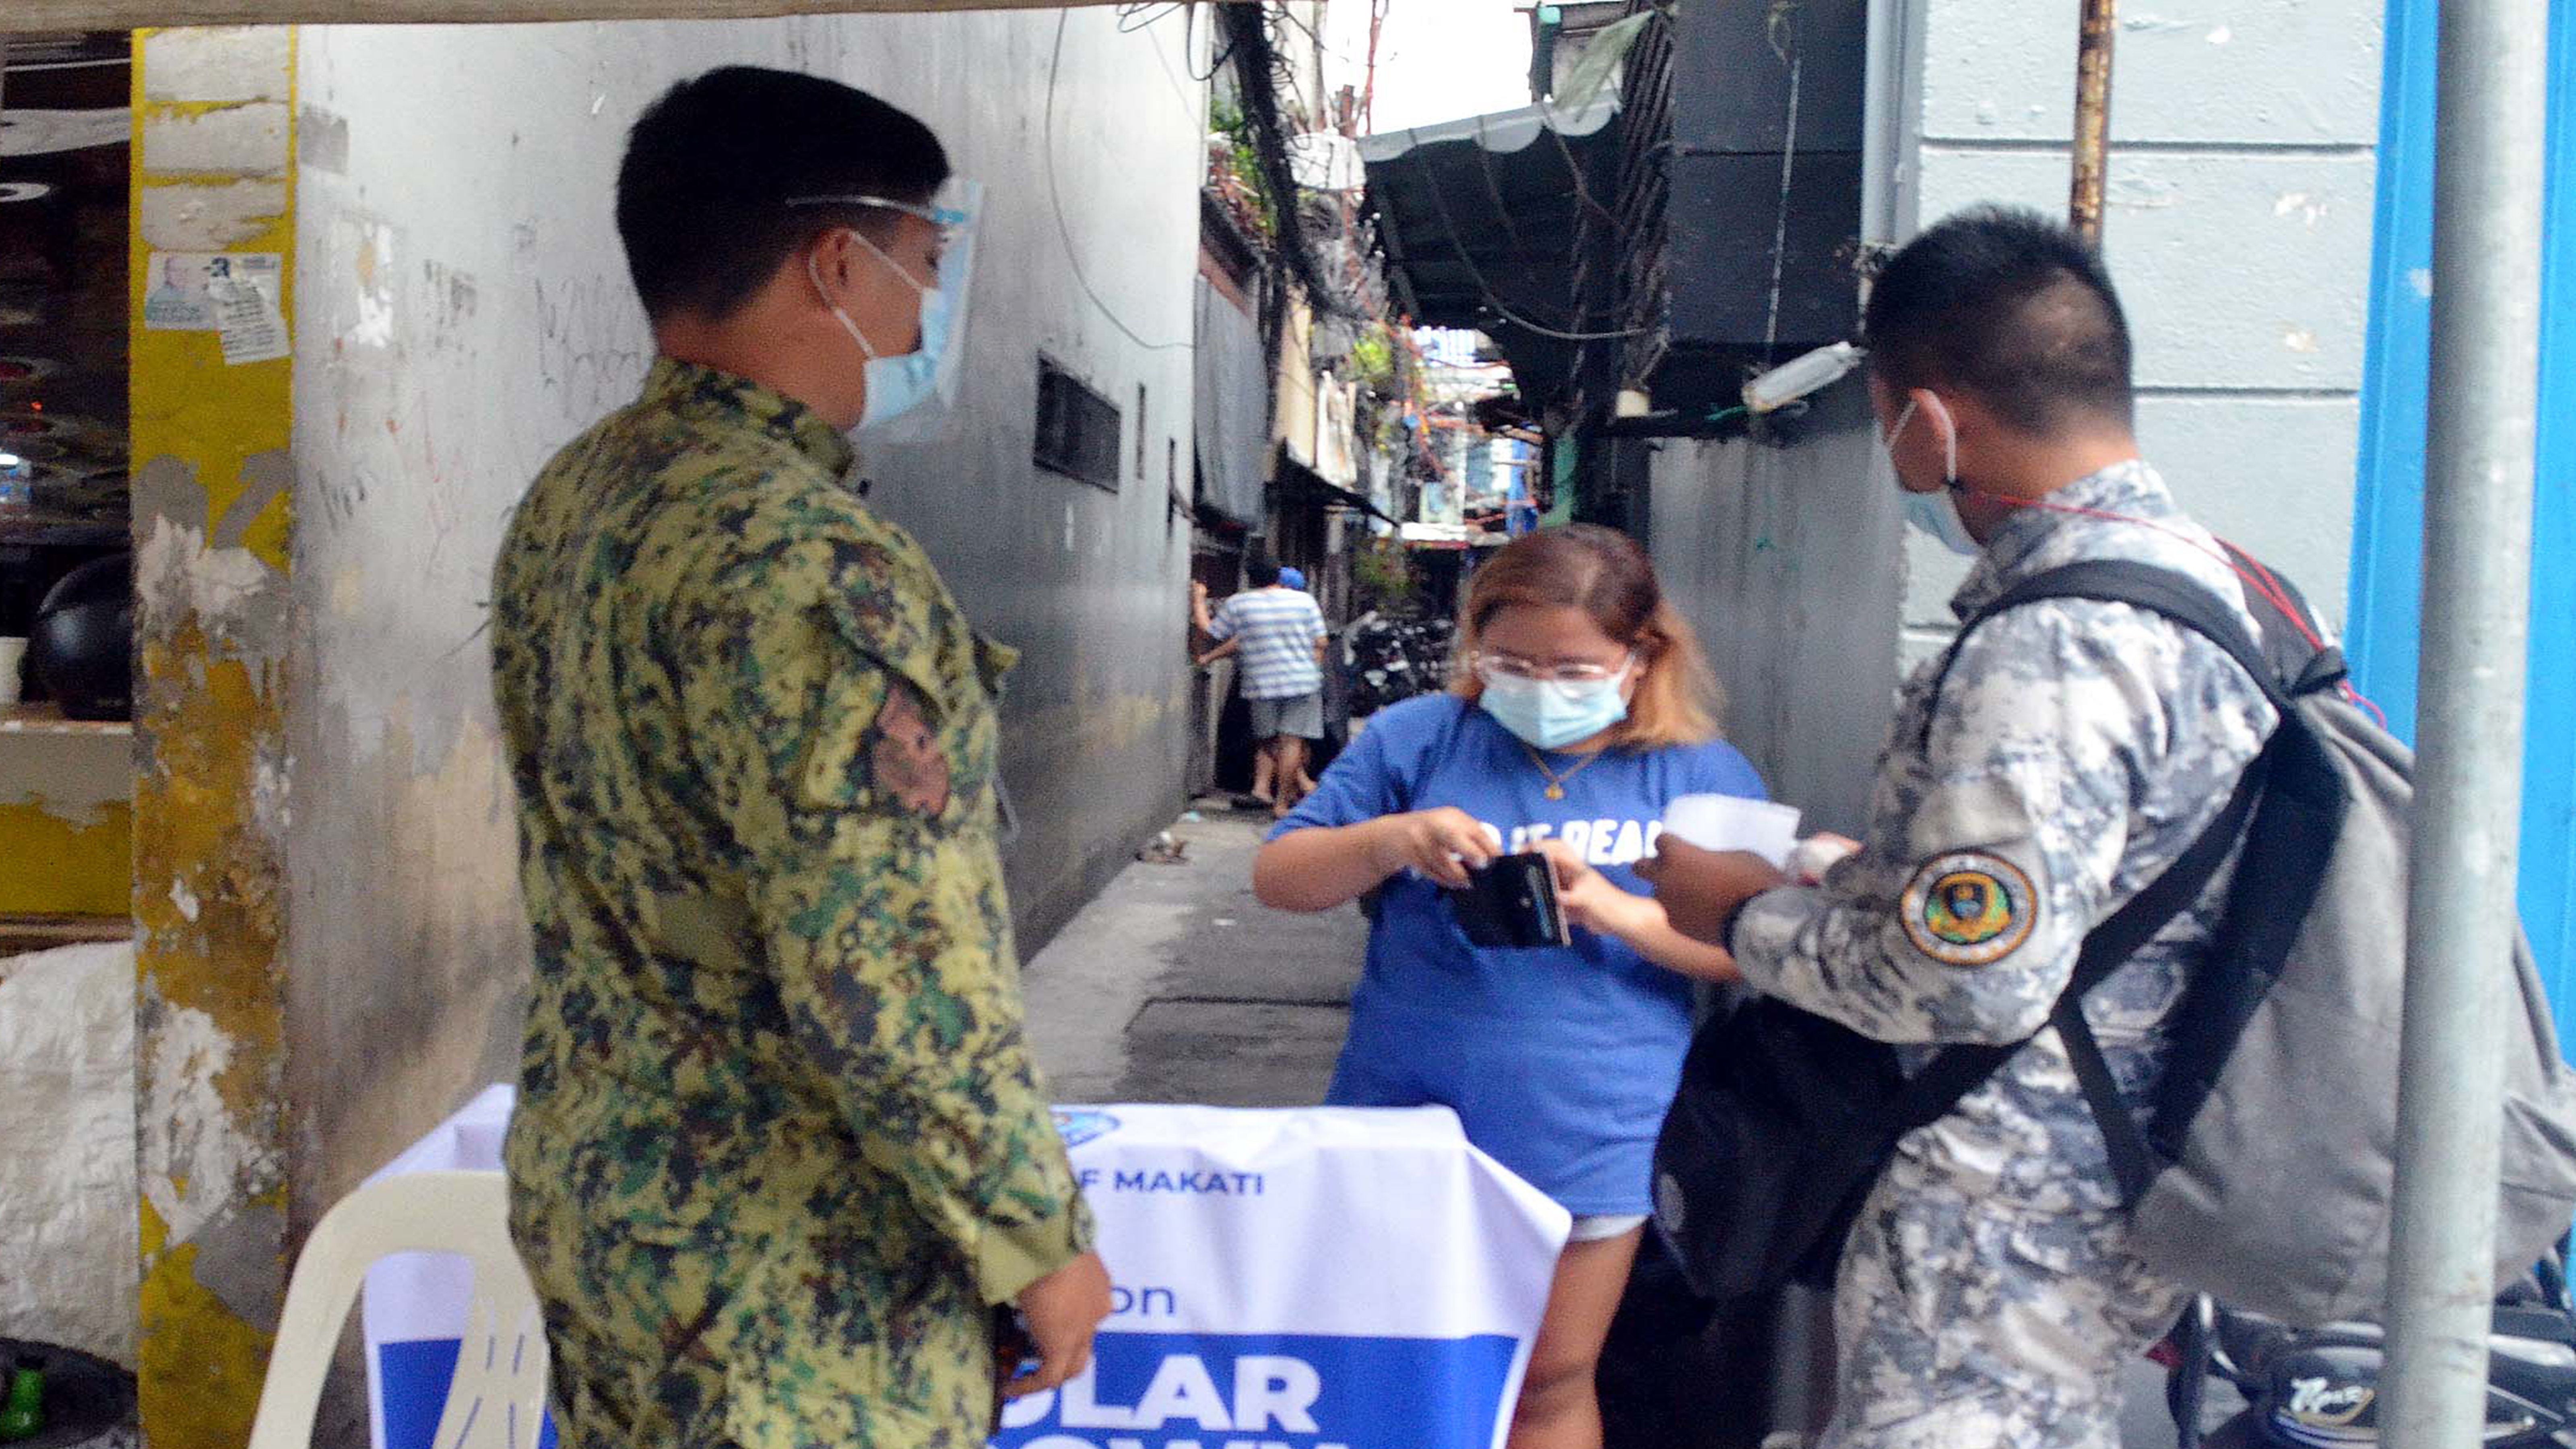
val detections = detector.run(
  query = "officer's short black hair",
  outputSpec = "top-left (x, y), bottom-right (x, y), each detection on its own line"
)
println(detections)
top-left (617, 67), bottom-right (949, 324)
top-left (1863, 206), bottom-right (2134, 435)
top-left (1245, 555), bottom-right (1284, 588)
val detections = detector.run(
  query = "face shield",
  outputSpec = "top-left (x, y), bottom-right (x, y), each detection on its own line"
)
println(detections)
top-left (789, 179), bottom-right (982, 442)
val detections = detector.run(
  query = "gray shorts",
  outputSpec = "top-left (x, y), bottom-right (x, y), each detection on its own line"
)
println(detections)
top-left (1248, 691), bottom-right (1324, 741)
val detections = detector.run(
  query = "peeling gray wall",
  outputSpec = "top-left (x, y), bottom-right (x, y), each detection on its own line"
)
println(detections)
top-left (286, 11), bottom-right (1205, 1210)
top-left (1647, 391), bottom-right (1907, 838)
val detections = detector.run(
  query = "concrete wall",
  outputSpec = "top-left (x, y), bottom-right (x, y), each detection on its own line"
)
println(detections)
top-left (285, 8), bottom-right (1204, 1218)
top-left (1902, 0), bottom-right (2384, 662)
top-left (1645, 390), bottom-right (1907, 838)
top-left (1655, 0), bottom-right (2384, 834)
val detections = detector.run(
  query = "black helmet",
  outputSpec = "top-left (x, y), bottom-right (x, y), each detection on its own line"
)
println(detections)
top-left (31, 552), bottom-right (130, 721)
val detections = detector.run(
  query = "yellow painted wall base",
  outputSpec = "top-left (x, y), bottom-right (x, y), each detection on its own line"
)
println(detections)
top-left (130, 25), bottom-right (299, 1449)
top-left (0, 804), bottom-right (133, 918)
top-left (136, 1203), bottom-right (273, 1449)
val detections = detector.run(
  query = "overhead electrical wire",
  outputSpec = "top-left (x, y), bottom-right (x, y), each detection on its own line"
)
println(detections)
top-left (1465, 113), bottom-right (1547, 281)
top-left (1467, 109), bottom-right (1632, 345)
top-left (1405, 146), bottom-right (1649, 343)
top-left (1252, 0), bottom-right (1323, 138)
top-left (1187, 8), bottom-right (1243, 87)
top-left (1046, 11), bottom-right (1194, 352)
top-left (1269, 0), bottom-right (1324, 47)
top-left (1542, 111), bottom-right (1624, 232)
top-left (1116, 2), bottom-right (1186, 33)
top-left (1216, 1), bottom-right (1356, 316)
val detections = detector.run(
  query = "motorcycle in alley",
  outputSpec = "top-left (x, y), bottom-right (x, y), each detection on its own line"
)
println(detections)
top-left (2163, 1248), bottom-right (2576, 1447)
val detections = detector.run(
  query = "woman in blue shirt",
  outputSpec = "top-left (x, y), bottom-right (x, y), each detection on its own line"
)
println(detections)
top-left (1255, 525), bottom-right (1763, 1449)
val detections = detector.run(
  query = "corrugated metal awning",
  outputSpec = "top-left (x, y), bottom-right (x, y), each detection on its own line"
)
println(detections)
top-left (11, 0), bottom-right (1155, 31)
top-left (1359, 93), bottom-right (1622, 417)
top-left (1273, 448), bottom-right (1397, 527)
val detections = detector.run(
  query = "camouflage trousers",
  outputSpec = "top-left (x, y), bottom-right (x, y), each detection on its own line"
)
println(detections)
top-left (1818, 1163), bottom-right (2185, 1449)
top-left (517, 1206), bottom-right (1001, 1449)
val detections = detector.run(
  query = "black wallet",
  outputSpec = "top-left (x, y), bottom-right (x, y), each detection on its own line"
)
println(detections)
top-left (1445, 852), bottom-right (1572, 949)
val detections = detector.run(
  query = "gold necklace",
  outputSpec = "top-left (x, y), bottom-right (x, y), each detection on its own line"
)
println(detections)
top-left (1524, 742), bottom-right (1611, 800)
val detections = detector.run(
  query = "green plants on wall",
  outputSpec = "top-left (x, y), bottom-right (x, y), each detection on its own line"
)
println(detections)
top-left (1352, 535), bottom-right (1420, 613)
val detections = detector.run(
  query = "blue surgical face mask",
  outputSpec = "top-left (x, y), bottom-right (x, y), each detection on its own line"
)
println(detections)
top-left (1883, 396), bottom-right (1979, 557)
top-left (1481, 662), bottom-right (1635, 751)
top-left (789, 183), bottom-right (981, 440)
top-left (1902, 485), bottom-right (1979, 557)
top-left (810, 232), bottom-right (946, 430)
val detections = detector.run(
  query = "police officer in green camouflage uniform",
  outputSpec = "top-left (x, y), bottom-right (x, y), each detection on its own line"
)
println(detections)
top-left (489, 67), bottom-right (1108, 1449)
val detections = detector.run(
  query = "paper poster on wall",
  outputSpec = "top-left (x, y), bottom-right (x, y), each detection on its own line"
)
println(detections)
top-left (212, 279), bottom-right (291, 366)
top-left (0, 109), bottom-right (132, 158)
top-left (142, 251), bottom-right (281, 332)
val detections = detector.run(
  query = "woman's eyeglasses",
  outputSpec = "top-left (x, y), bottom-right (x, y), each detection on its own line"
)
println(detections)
top-left (1472, 652), bottom-right (1633, 685)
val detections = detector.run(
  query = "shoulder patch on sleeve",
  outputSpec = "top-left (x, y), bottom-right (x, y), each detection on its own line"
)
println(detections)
top-left (1900, 852), bottom-right (2038, 966)
top-left (867, 681), bottom-right (952, 817)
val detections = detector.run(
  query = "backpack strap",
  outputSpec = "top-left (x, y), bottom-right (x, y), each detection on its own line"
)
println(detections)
top-left (1891, 766), bottom-right (2261, 1156)
top-left (1965, 561), bottom-right (2294, 713)
top-left (2048, 763), bottom-right (2265, 1198)
top-left (2218, 541), bottom-right (2353, 697)
top-left (1903, 560), bottom-right (2287, 1201)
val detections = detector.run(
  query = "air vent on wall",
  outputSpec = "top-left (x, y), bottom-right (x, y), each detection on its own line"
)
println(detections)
top-left (1034, 356), bottom-right (1123, 492)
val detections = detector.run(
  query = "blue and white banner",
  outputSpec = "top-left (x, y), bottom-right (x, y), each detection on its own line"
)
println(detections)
top-left (363, 1094), bottom-right (1568, 1449)
top-left (1002, 1104), bottom-right (1569, 1449)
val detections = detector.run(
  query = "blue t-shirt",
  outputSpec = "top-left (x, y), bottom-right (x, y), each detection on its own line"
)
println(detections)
top-left (1271, 694), bottom-right (1768, 1216)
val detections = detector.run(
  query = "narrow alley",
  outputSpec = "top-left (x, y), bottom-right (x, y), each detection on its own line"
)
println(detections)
top-left (1024, 799), bottom-right (2235, 1449)
top-left (1025, 802), bottom-right (1362, 1110)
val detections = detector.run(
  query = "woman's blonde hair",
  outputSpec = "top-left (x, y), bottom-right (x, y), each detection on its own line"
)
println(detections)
top-left (1449, 524), bottom-right (1724, 748)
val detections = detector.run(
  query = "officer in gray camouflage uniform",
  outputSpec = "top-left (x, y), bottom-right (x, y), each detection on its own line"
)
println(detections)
top-left (1644, 207), bottom-right (2279, 1447)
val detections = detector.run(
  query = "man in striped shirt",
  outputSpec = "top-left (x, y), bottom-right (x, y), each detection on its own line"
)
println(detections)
top-left (1192, 556), bottom-right (1329, 818)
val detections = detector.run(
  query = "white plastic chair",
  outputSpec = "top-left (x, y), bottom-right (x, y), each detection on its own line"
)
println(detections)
top-left (248, 1169), bottom-right (552, 1449)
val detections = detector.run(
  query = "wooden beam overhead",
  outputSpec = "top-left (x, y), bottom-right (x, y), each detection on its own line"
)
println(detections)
top-left (10, 0), bottom-right (1216, 32)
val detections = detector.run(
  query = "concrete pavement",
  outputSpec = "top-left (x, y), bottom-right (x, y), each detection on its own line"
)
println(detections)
top-left (1023, 801), bottom-right (1363, 1107)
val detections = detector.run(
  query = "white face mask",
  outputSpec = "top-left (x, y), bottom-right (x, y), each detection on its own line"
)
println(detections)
top-left (1883, 395), bottom-right (1979, 557)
